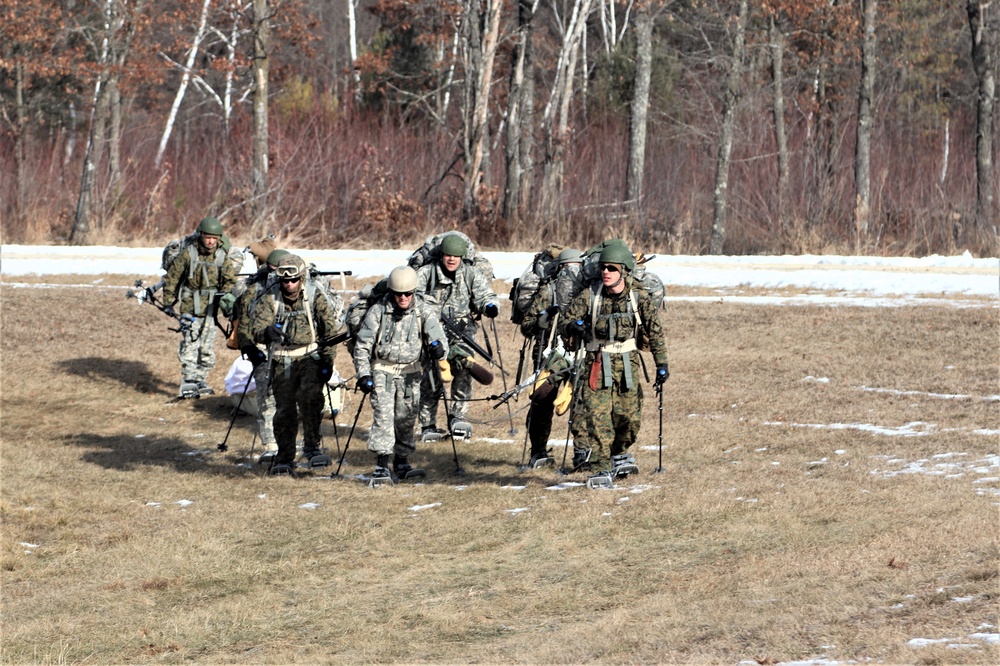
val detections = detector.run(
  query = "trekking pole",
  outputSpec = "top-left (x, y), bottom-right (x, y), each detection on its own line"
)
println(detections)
top-left (653, 381), bottom-right (666, 474)
top-left (326, 384), bottom-right (343, 459)
top-left (489, 317), bottom-right (516, 435)
top-left (332, 392), bottom-right (368, 477)
top-left (433, 360), bottom-right (465, 476)
top-left (217, 371), bottom-right (254, 452)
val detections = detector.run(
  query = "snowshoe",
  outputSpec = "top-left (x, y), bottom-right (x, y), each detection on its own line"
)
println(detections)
top-left (178, 381), bottom-right (201, 400)
top-left (528, 451), bottom-right (555, 469)
top-left (560, 448), bottom-right (591, 474)
top-left (269, 462), bottom-right (295, 476)
top-left (586, 470), bottom-right (615, 490)
top-left (368, 466), bottom-right (394, 488)
top-left (196, 381), bottom-right (215, 396)
top-left (611, 454), bottom-right (639, 478)
top-left (449, 420), bottom-right (472, 440)
top-left (394, 461), bottom-right (426, 481)
top-left (256, 449), bottom-right (278, 465)
top-left (420, 426), bottom-right (446, 442)
top-left (302, 449), bottom-right (333, 468)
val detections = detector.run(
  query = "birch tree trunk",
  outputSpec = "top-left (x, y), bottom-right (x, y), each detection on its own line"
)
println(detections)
top-left (625, 5), bottom-right (654, 209)
top-left (853, 0), bottom-right (877, 242)
top-left (462, 0), bottom-right (502, 220)
top-left (251, 0), bottom-right (271, 226)
top-left (709, 0), bottom-right (749, 255)
top-left (14, 60), bottom-right (27, 221)
top-left (769, 14), bottom-right (789, 233)
top-left (539, 0), bottom-right (593, 220)
top-left (503, 0), bottom-right (537, 224)
top-left (156, 0), bottom-right (213, 168)
top-left (967, 0), bottom-right (997, 229)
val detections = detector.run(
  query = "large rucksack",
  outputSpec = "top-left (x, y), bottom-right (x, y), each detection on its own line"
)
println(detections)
top-left (407, 231), bottom-right (495, 282)
top-left (572, 240), bottom-right (665, 309)
top-left (509, 243), bottom-right (564, 324)
top-left (161, 232), bottom-right (201, 272)
top-left (342, 278), bottom-right (389, 354)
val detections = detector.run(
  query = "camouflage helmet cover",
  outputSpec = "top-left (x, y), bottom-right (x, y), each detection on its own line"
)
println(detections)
top-left (274, 253), bottom-right (306, 279)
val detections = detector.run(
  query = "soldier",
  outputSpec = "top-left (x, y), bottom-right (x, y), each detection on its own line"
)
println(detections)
top-left (353, 266), bottom-right (449, 483)
top-left (415, 234), bottom-right (499, 440)
top-left (250, 254), bottom-right (342, 475)
top-left (559, 240), bottom-right (669, 488)
top-left (162, 216), bottom-right (238, 398)
top-left (233, 248), bottom-right (288, 463)
top-left (518, 248), bottom-right (582, 468)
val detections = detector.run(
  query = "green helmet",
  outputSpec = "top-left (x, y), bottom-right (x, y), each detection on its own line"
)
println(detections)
top-left (598, 240), bottom-right (635, 271)
top-left (558, 248), bottom-right (583, 265)
top-left (198, 216), bottom-right (224, 237)
top-left (439, 234), bottom-right (468, 258)
top-left (266, 249), bottom-right (289, 267)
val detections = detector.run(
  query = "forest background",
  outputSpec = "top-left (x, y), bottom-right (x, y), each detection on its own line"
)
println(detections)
top-left (2, 0), bottom-right (998, 257)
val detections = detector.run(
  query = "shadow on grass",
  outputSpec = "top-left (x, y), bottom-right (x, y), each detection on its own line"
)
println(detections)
top-left (57, 357), bottom-right (173, 397)
top-left (63, 432), bottom-right (255, 478)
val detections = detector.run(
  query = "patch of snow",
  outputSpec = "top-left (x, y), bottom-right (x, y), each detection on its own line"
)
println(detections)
top-left (408, 502), bottom-right (443, 512)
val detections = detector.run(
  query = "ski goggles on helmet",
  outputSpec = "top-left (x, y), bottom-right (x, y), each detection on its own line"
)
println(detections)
top-left (275, 264), bottom-right (303, 280)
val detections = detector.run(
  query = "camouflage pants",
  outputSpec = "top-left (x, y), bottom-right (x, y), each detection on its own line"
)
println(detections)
top-left (367, 369), bottom-right (421, 459)
top-left (418, 358), bottom-right (473, 427)
top-left (252, 361), bottom-right (277, 450)
top-left (270, 355), bottom-right (325, 465)
top-left (177, 316), bottom-right (216, 383)
top-left (571, 354), bottom-right (644, 469)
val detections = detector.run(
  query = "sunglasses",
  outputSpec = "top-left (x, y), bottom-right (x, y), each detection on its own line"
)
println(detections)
top-left (280, 276), bottom-right (301, 284)
top-left (393, 291), bottom-right (415, 297)
top-left (600, 264), bottom-right (621, 273)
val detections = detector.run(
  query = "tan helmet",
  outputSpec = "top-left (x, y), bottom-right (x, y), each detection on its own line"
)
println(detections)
top-left (274, 254), bottom-right (306, 280)
top-left (387, 266), bottom-right (418, 293)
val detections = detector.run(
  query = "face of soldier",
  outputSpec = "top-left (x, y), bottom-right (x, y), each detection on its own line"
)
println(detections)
top-left (392, 290), bottom-right (414, 310)
top-left (600, 263), bottom-right (625, 293)
top-left (201, 233), bottom-right (220, 251)
top-left (280, 275), bottom-right (302, 299)
top-left (441, 254), bottom-right (462, 272)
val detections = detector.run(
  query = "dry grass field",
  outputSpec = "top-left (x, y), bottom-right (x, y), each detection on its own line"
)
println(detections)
top-left (1, 275), bottom-right (998, 665)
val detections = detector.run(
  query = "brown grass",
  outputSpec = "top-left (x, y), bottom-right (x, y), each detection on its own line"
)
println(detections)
top-left (1, 277), bottom-right (998, 665)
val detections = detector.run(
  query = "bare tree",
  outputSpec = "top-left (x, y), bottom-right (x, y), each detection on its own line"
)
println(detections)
top-left (967, 0), bottom-right (997, 229)
top-left (709, 0), bottom-right (749, 255)
top-left (768, 13), bottom-right (789, 233)
top-left (625, 2), bottom-right (656, 210)
top-left (503, 0), bottom-right (538, 225)
top-left (853, 0), bottom-right (877, 243)
top-left (462, 0), bottom-right (503, 220)
top-left (251, 0), bottom-right (270, 227)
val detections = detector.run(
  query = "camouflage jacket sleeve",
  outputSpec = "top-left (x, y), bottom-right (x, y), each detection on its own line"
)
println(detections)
top-left (520, 282), bottom-right (555, 338)
top-left (219, 255), bottom-right (238, 294)
top-left (249, 285), bottom-right (279, 346)
top-left (420, 302), bottom-right (448, 353)
top-left (558, 285), bottom-right (592, 340)
top-left (161, 250), bottom-right (191, 305)
top-left (636, 287), bottom-right (669, 366)
top-left (467, 265), bottom-right (498, 314)
top-left (352, 300), bottom-right (387, 378)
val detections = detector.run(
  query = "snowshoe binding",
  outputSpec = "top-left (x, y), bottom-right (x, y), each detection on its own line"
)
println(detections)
top-left (178, 380), bottom-right (201, 400)
top-left (269, 462), bottom-right (295, 476)
top-left (611, 454), bottom-right (639, 478)
top-left (302, 448), bottom-right (333, 468)
top-left (394, 457), bottom-right (426, 481)
top-left (528, 450), bottom-right (555, 469)
top-left (420, 426), bottom-right (446, 442)
top-left (586, 470), bottom-right (615, 490)
top-left (368, 466), bottom-right (394, 488)
top-left (560, 448), bottom-right (592, 475)
top-left (256, 449), bottom-right (278, 465)
top-left (449, 419), bottom-right (472, 440)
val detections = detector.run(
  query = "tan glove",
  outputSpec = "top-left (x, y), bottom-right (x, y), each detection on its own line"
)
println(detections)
top-left (553, 382), bottom-right (573, 416)
top-left (438, 359), bottom-right (453, 382)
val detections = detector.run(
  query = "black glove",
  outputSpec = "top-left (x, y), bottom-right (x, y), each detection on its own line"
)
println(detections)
top-left (241, 345), bottom-right (266, 369)
top-left (357, 376), bottom-right (374, 394)
top-left (263, 324), bottom-right (284, 343)
top-left (566, 318), bottom-right (586, 337)
top-left (654, 364), bottom-right (670, 386)
top-left (483, 302), bottom-right (499, 319)
top-left (319, 360), bottom-right (333, 381)
top-left (429, 340), bottom-right (447, 360)
top-left (536, 304), bottom-right (559, 331)
top-left (162, 305), bottom-right (176, 318)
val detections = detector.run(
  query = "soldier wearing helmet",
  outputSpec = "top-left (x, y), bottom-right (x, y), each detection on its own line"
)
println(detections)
top-left (232, 246), bottom-right (290, 463)
top-left (559, 239), bottom-right (669, 486)
top-left (353, 266), bottom-right (449, 483)
top-left (414, 233), bottom-right (499, 440)
top-left (162, 216), bottom-right (238, 398)
top-left (249, 254), bottom-right (343, 474)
